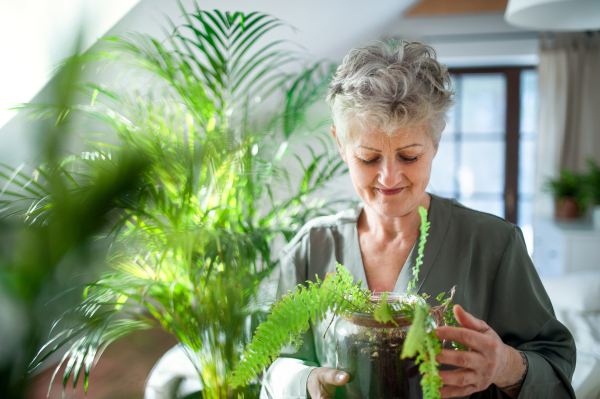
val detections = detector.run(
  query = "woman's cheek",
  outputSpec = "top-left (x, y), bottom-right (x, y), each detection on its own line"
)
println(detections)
top-left (349, 162), bottom-right (374, 187)
top-left (414, 158), bottom-right (433, 189)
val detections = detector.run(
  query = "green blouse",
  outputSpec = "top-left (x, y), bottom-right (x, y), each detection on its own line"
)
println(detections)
top-left (259, 194), bottom-right (576, 399)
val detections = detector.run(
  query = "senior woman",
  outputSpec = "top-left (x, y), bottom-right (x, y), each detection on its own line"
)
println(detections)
top-left (260, 41), bottom-right (575, 399)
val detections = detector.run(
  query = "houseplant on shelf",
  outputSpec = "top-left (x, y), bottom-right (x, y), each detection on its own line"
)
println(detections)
top-left (0, 3), bottom-right (348, 398)
top-left (546, 169), bottom-right (587, 220)
top-left (584, 158), bottom-right (600, 229)
top-left (231, 206), bottom-right (460, 399)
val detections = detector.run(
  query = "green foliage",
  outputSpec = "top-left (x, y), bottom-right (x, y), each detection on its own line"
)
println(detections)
top-left (0, 45), bottom-right (150, 399)
top-left (401, 303), bottom-right (426, 358)
top-left (584, 158), bottom-right (600, 204)
top-left (230, 264), bottom-right (373, 387)
top-left (545, 168), bottom-right (587, 210)
top-left (544, 158), bottom-right (600, 210)
top-left (1, 4), bottom-right (348, 398)
top-left (373, 291), bottom-right (396, 325)
top-left (401, 304), bottom-right (442, 399)
top-left (407, 205), bottom-right (431, 294)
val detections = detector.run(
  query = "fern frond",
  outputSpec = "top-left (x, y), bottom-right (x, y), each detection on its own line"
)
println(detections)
top-left (230, 264), bottom-right (372, 387)
top-left (401, 303), bottom-right (442, 399)
top-left (407, 205), bottom-right (431, 294)
top-left (401, 303), bottom-right (426, 359)
top-left (400, 205), bottom-right (443, 399)
top-left (419, 330), bottom-right (443, 399)
top-left (373, 291), bottom-right (398, 325)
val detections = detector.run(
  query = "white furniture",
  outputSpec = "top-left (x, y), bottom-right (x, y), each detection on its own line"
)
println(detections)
top-left (541, 272), bottom-right (600, 399)
top-left (145, 344), bottom-right (202, 399)
top-left (535, 218), bottom-right (600, 398)
top-left (534, 218), bottom-right (600, 277)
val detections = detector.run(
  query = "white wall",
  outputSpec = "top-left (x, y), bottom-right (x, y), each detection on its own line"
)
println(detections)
top-left (0, 1), bottom-right (541, 164)
top-left (0, 1), bottom-right (541, 229)
top-left (0, 1), bottom-right (543, 213)
top-left (386, 13), bottom-right (538, 67)
top-left (0, 0), bottom-right (141, 128)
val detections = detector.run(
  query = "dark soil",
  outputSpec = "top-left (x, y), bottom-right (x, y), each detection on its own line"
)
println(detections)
top-left (335, 327), bottom-right (423, 399)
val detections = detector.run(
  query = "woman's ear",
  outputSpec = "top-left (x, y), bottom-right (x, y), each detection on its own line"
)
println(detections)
top-left (331, 125), bottom-right (347, 163)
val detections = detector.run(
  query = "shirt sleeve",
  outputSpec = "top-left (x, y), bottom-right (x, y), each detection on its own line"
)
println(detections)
top-left (486, 226), bottom-right (576, 398)
top-left (259, 246), bottom-right (319, 399)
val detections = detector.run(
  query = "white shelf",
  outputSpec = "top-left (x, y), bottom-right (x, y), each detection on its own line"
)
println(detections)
top-left (534, 218), bottom-right (600, 277)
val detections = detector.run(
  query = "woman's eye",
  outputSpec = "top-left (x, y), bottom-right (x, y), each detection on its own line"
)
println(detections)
top-left (400, 155), bottom-right (419, 163)
top-left (359, 155), bottom-right (419, 164)
top-left (361, 157), bottom-right (379, 165)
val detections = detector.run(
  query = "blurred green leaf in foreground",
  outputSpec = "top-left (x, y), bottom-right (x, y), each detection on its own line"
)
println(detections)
top-left (0, 34), bottom-right (149, 399)
top-left (0, 2), bottom-right (348, 398)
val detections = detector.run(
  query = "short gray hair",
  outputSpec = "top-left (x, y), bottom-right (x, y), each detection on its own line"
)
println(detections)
top-left (327, 41), bottom-right (454, 147)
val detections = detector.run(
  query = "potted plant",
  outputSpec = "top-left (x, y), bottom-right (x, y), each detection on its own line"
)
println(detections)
top-left (1, 3), bottom-right (348, 398)
top-left (546, 169), bottom-right (587, 220)
top-left (333, 293), bottom-right (424, 399)
top-left (584, 158), bottom-right (600, 229)
top-left (231, 207), bottom-right (459, 399)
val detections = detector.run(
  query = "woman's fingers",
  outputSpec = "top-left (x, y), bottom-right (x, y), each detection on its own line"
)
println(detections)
top-left (435, 306), bottom-right (496, 351)
top-left (307, 367), bottom-right (349, 399)
top-left (452, 305), bottom-right (490, 333)
top-left (439, 383), bottom-right (479, 398)
top-left (436, 348), bottom-right (480, 369)
top-left (435, 306), bottom-right (519, 396)
top-left (435, 325), bottom-right (489, 353)
top-left (319, 368), bottom-right (349, 387)
top-left (439, 369), bottom-right (480, 389)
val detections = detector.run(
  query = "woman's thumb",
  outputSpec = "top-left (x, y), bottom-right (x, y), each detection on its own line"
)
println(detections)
top-left (320, 368), bottom-right (349, 386)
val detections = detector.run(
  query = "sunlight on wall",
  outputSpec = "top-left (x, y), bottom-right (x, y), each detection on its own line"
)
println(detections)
top-left (0, 0), bottom-right (141, 130)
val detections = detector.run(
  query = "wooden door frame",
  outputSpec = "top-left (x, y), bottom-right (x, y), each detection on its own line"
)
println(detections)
top-left (448, 66), bottom-right (535, 224)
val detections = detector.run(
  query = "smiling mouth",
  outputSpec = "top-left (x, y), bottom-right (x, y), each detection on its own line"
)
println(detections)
top-left (376, 187), bottom-right (405, 196)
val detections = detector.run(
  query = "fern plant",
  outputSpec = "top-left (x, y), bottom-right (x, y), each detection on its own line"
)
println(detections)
top-left (1, 3), bottom-right (349, 398)
top-left (231, 264), bottom-right (374, 386)
top-left (231, 206), bottom-right (454, 399)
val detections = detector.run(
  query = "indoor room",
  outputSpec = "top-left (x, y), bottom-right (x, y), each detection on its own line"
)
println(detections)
top-left (0, 0), bottom-right (599, 398)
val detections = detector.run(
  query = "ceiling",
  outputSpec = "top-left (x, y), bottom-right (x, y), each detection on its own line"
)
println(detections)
top-left (119, 0), bottom-right (535, 66)
top-left (0, 0), bottom-right (538, 134)
top-left (405, 0), bottom-right (509, 17)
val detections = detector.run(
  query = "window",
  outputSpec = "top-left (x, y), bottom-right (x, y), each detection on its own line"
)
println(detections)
top-left (428, 67), bottom-right (538, 251)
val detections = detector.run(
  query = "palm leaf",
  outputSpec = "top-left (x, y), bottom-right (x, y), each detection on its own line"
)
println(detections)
top-left (2, 3), bottom-right (353, 397)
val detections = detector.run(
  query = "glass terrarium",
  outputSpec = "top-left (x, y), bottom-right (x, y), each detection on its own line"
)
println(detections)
top-left (334, 295), bottom-right (423, 399)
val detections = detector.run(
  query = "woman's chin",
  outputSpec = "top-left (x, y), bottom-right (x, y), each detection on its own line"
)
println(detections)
top-left (367, 196), bottom-right (418, 218)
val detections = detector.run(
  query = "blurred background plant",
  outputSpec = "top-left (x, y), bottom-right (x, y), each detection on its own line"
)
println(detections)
top-left (545, 168), bottom-right (588, 219)
top-left (584, 158), bottom-right (600, 207)
top-left (545, 160), bottom-right (600, 221)
top-left (0, 3), bottom-right (347, 398)
top-left (583, 158), bottom-right (600, 229)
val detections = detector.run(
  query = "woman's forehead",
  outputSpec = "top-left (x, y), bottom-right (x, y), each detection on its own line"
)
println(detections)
top-left (349, 125), bottom-right (429, 149)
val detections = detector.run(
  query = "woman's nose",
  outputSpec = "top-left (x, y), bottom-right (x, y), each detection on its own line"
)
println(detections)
top-left (378, 160), bottom-right (402, 188)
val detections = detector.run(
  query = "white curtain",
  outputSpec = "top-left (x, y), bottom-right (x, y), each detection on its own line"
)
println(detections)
top-left (534, 32), bottom-right (600, 217)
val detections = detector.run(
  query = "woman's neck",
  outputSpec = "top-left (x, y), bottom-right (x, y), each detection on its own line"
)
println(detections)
top-left (358, 194), bottom-right (431, 241)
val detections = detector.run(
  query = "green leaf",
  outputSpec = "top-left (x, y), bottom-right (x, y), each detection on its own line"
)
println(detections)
top-left (231, 264), bottom-right (373, 387)
top-left (407, 206), bottom-right (431, 294)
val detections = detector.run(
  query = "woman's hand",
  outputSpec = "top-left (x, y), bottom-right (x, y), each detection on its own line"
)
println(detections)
top-left (434, 305), bottom-right (528, 399)
top-left (307, 367), bottom-right (349, 399)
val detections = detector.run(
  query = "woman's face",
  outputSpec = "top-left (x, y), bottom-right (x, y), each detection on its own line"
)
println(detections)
top-left (333, 124), bottom-right (438, 218)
